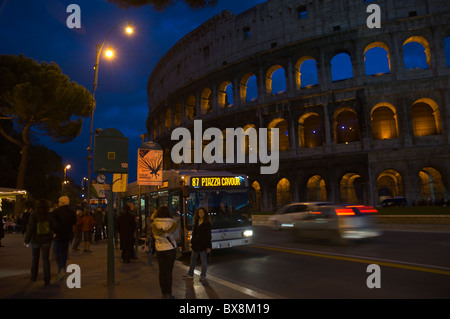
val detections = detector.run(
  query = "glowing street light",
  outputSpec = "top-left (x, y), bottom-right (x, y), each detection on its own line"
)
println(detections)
top-left (105, 46), bottom-right (114, 58)
top-left (87, 20), bottom-right (133, 208)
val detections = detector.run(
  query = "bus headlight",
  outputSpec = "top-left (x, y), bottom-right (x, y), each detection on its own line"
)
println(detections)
top-left (243, 230), bottom-right (253, 237)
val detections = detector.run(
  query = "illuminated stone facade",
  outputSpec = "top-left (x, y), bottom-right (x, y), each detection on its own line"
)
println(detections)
top-left (146, 0), bottom-right (450, 210)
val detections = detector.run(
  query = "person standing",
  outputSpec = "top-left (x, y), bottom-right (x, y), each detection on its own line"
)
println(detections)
top-left (71, 209), bottom-right (83, 251)
top-left (78, 208), bottom-right (95, 252)
top-left (51, 196), bottom-right (76, 280)
top-left (183, 207), bottom-right (212, 281)
top-left (116, 203), bottom-right (136, 263)
top-left (24, 199), bottom-right (53, 286)
top-left (151, 206), bottom-right (178, 299)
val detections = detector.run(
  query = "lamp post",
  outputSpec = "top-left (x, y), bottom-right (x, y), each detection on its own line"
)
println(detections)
top-left (86, 20), bottom-right (133, 208)
top-left (62, 164), bottom-right (71, 195)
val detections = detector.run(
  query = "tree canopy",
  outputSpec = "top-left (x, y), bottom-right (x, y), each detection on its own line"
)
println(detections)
top-left (0, 54), bottom-right (92, 189)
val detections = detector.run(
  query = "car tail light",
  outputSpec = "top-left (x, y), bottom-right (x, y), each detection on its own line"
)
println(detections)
top-left (335, 208), bottom-right (355, 216)
top-left (310, 211), bottom-right (322, 215)
top-left (347, 205), bottom-right (378, 213)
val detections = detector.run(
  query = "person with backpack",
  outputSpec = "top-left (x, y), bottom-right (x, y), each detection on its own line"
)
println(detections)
top-left (24, 199), bottom-right (53, 286)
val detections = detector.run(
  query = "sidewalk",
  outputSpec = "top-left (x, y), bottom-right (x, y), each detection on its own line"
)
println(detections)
top-left (0, 233), bottom-right (255, 299)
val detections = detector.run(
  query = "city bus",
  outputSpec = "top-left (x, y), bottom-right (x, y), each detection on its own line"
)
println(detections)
top-left (119, 170), bottom-right (253, 252)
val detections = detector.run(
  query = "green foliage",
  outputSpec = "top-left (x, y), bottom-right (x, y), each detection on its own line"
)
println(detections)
top-left (0, 54), bottom-right (92, 143)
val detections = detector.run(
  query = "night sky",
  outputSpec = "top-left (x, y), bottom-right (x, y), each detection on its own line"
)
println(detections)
top-left (0, 0), bottom-right (265, 185)
top-left (1, 0), bottom-right (442, 188)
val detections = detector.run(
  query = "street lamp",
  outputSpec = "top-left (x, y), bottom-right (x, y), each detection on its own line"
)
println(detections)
top-left (86, 20), bottom-right (133, 208)
top-left (62, 164), bottom-right (71, 194)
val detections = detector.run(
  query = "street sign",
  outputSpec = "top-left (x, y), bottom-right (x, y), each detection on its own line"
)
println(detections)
top-left (137, 141), bottom-right (163, 186)
top-left (94, 128), bottom-right (128, 174)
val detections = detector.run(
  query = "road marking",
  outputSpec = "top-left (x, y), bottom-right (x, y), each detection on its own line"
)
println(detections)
top-left (252, 244), bottom-right (450, 276)
top-left (175, 261), bottom-right (278, 299)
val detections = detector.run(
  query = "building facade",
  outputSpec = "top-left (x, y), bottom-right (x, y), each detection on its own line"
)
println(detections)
top-left (146, 0), bottom-right (450, 211)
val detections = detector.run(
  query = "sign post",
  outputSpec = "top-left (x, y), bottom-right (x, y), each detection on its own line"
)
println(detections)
top-left (94, 128), bottom-right (128, 286)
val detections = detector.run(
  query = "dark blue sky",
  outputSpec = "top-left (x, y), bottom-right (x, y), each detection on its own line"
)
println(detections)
top-left (1, 0), bottom-right (442, 187)
top-left (0, 0), bottom-right (265, 185)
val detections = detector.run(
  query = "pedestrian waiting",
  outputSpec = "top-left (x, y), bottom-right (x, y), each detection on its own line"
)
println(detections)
top-left (183, 207), bottom-right (212, 281)
top-left (78, 207), bottom-right (95, 253)
top-left (151, 205), bottom-right (178, 299)
top-left (24, 199), bottom-right (53, 286)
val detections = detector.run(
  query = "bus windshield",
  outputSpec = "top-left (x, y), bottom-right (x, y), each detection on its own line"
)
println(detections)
top-left (186, 189), bottom-right (251, 230)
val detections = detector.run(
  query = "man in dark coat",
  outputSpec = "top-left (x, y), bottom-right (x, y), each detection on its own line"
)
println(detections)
top-left (51, 196), bottom-right (76, 280)
top-left (116, 203), bottom-right (136, 263)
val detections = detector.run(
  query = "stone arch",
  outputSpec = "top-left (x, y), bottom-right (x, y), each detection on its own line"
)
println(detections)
top-left (403, 36), bottom-right (431, 69)
top-left (268, 118), bottom-right (289, 151)
top-left (174, 101), bottom-right (183, 126)
top-left (298, 112), bottom-right (323, 148)
top-left (331, 52), bottom-right (353, 81)
top-left (251, 181), bottom-right (262, 212)
top-left (364, 41), bottom-right (391, 75)
top-left (340, 172), bottom-right (363, 204)
top-left (412, 98), bottom-right (441, 137)
top-left (295, 56), bottom-right (319, 89)
top-left (276, 178), bottom-right (291, 207)
top-left (200, 88), bottom-right (212, 114)
top-left (266, 65), bottom-right (287, 95)
top-left (370, 102), bottom-right (399, 140)
top-left (376, 169), bottom-right (404, 200)
top-left (333, 107), bottom-right (360, 144)
top-left (218, 80), bottom-right (233, 108)
top-left (306, 175), bottom-right (327, 202)
top-left (418, 167), bottom-right (446, 203)
top-left (165, 108), bottom-right (172, 131)
top-left (240, 73), bottom-right (258, 103)
top-left (185, 95), bottom-right (196, 120)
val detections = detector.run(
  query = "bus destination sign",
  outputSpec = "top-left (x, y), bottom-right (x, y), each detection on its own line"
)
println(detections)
top-left (189, 176), bottom-right (246, 188)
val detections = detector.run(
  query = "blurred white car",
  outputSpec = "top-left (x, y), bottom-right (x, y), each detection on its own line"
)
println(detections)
top-left (269, 202), bottom-right (332, 230)
top-left (292, 204), bottom-right (381, 245)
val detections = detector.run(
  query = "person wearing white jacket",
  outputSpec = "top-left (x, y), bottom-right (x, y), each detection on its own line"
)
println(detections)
top-left (151, 206), bottom-right (177, 299)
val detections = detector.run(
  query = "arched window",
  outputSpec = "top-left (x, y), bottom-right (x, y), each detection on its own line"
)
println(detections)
top-left (364, 42), bottom-right (391, 75)
top-left (240, 73), bottom-right (257, 103)
top-left (306, 175), bottom-right (327, 202)
top-left (340, 173), bottom-right (363, 204)
top-left (165, 109), bottom-right (172, 130)
top-left (334, 108), bottom-right (360, 143)
top-left (403, 36), bottom-right (431, 69)
top-left (185, 95), bottom-right (196, 120)
top-left (266, 65), bottom-right (287, 95)
top-left (377, 170), bottom-right (404, 199)
top-left (331, 52), bottom-right (353, 81)
top-left (295, 56), bottom-right (318, 89)
top-left (174, 101), bottom-right (182, 126)
top-left (371, 103), bottom-right (398, 140)
top-left (412, 98), bottom-right (441, 137)
top-left (277, 178), bottom-right (291, 207)
top-left (218, 81), bottom-right (233, 108)
top-left (268, 118), bottom-right (289, 151)
top-left (251, 181), bottom-right (262, 211)
top-left (298, 113), bottom-right (323, 148)
top-left (200, 88), bottom-right (212, 114)
top-left (445, 37), bottom-right (450, 68)
top-left (419, 167), bottom-right (445, 203)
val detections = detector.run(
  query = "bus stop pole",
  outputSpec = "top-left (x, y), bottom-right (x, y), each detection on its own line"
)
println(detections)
top-left (107, 180), bottom-right (115, 286)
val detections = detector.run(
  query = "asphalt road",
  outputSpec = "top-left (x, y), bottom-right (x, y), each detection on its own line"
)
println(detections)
top-left (180, 226), bottom-right (450, 299)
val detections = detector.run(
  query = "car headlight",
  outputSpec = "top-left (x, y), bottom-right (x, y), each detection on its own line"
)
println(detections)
top-left (243, 230), bottom-right (253, 237)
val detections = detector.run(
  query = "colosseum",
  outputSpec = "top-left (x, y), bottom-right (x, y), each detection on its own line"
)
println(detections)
top-left (146, 0), bottom-right (450, 211)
